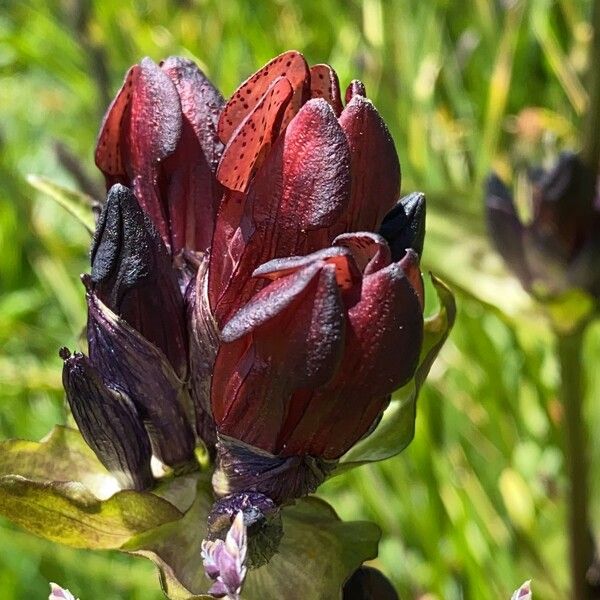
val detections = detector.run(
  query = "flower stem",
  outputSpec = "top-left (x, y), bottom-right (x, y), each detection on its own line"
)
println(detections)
top-left (581, 0), bottom-right (600, 174)
top-left (556, 323), bottom-right (594, 600)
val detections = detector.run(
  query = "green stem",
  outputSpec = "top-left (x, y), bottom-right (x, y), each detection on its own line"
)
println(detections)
top-left (581, 0), bottom-right (600, 173)
top-left (556, 323), bottom-right (593, 600)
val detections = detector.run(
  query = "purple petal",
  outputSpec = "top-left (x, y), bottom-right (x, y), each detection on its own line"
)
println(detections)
top-left (61, 351), bottom-right (153, 491)
top-left (49, 583), bottom-right (78, 600)
top-left (202, 511), bottom-right (248, 600)
top-left (511, 580), bottom-right (532, 600)
top-left (86, 290), bottom-right (195, 468)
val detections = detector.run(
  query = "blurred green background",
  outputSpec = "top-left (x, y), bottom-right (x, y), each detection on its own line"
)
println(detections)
top-left (0, 0), bottom-right (597, 598)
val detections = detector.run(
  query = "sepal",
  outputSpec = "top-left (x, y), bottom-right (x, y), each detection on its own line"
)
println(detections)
top-left (212, 435), bottom-right (336, 504)
top-left (86, 289), bottom-right (196, 469)
top-left (61, 349), bottom-right (154, 491)
top-left (90, 184), bottom-right (188, 377)
top-left (379, 192), bottom-right (426, 260)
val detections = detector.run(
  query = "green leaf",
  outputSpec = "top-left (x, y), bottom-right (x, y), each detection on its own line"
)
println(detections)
top-left (27, 174), bottom-right (96, 233)
top-left (0, 475), bottom-right (182, 549)
top-left (338, 274), bottom-right (456, 468)
top-left (0, 426), bottom-right (114, 498)
top-left (244, 497), bottom-right (380, 600)
top-left (0, 427), bottom-right (183, 549)
top-left (125, 475), bottom-right (381, 600)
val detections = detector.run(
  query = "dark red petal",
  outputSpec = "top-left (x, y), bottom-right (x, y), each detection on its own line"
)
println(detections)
top-left (309, 64), bottom-right (343, 115)
top-left (333, 232), bottom-right (392, 275)
top-left (90, 184), bottom-right (188, 378)
top-left (217, 76), bottom-right (293, 193)
top-left (160, 57), bottom-right (225, 252)
top-left (252, 246), bottom-right (360, 290)
top-left (186, 263), bottom-right (218, 447)
top-left (95, 66), bottom-right (136, 180)
top-left (86, 291), bottom-right (196, 468)
top-left (336, 95), bottom-right (400, 234)
top-left (344, 79), bottom-right (366, 104)
top-left (399, 249), bottom-right (424, 309)
top-left (160, 57), bottom-right (225, 172)
top-left (212, 263), bottom-right (345, 453)
top-left (209, 99), bottom-right (351, 324)
top-left (272, 98), bottom-right (351, 230)
top-left (221, 262), bottom-right (322, 341)
top-left (217, 50), bottom-right (309, 143)
top-left (283, 261), bottom-right (423, 458)
top-left (95, 58), bottom-right (183, 247)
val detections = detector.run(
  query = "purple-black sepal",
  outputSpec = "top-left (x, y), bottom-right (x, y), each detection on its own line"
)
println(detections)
top-left (90, 183), bottom-right (188, 378)
top-left (61, 349), bottom-right (154, 491)
top-left (379, 192), bottom-right (426, 260)
top-left (213, 434), bottom-right (336, 505)
top-left (85, 287), bottom-right (196, 470)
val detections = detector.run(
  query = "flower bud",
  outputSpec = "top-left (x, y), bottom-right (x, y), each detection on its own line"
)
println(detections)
top-left (49, 583), bottom-right (78, 600)
top-left (85, 289), bottom-right (195, 469)
top-left (91, 183), bottom-right (188, 378)
top-left (379, 192), bottom-right (426, 260)
top-left (95, 57), bottom-right (224, 253)
top-left (61, 349), bottom-right (153, 491)
top-left (486, 153), bottom-right (600, 299)
top-left (511, 580), bottom-right (532, 600)
top-left (202, 510), bottom-right (248, 600)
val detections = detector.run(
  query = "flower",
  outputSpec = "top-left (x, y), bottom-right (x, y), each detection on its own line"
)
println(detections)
top-left (49, 583), bottom-right (79, 600)
top-left (207, 51), bottom-right (425, 502)
top-left (510, 580), bottom-right (532, 600)
top-left (202, 511), bottom-right (248, 600)
top-left (1, 49), bottom-right (453, 600)
top-left (64, 50), bottom-right (429, 508)
top-left (486, 152), bottom-right (600, 301)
